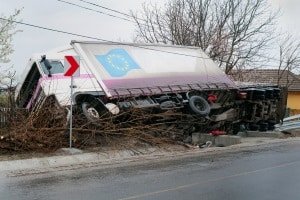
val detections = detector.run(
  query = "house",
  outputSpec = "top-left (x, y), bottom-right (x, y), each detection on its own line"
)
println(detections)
top-left (230, 69), bottom-right (300, 116)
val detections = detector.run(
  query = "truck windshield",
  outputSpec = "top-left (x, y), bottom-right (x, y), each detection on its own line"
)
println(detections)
top-left (40, 60), bottom-right (64, 74)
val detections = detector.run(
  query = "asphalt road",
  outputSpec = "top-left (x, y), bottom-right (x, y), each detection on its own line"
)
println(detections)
top-left (1, 140), bottom-right (300, 200)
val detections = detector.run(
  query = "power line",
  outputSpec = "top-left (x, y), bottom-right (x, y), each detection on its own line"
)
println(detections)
top-left (0, 17), bottom-right (211, 59)
top-left (1, 18), bottom-right (293, 65)
top-left (75, 0), bottom-right (150, 24)
top-left (57, 0), bottom-right (152, 29)
top-left (77, 0), bottom-right (133, 19)
top-left (57, 0), bottom-right (134, 23)
top-left (57, 0), bottom-right (299, 67)
top-left (0, 18), bottom-right (110, 42)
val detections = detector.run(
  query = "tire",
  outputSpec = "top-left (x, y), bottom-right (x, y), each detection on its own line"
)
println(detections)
top-left (254, 94), bottom-right (265, 100)
top-left (233, 124), bottom-right (245, 134)
top-left (159, 95), bottom-right (170, 103)
top-left (267, 120), bottom-right (276, 130)
top-left (259, 127), bottom-right (268, 132)
top-left (82, 101), bottom-right (101, 122)
top-left (249, 124), bottom-right (259, 131)
top-left (267, 120), bottom-right (276, 126)
top-left (258, 122), bottom-right (268, 132)
top-left (160, 101), bottom-right (175, 110)
top-left (268, 125), bottom-right (275, 131)
top-left (258, 122), bottom-right (268, 128)
top-left (265, 88), bottom-right (274, 99)
top-left (254, 89), bottom-right (265, 95)
top-left (189, 95), bottom-right (211, 117)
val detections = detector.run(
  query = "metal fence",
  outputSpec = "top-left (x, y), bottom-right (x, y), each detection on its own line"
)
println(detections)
top-left (0, 107), bottom-right (11, 129)
top-left (275, 114), bottom-right (300, 132)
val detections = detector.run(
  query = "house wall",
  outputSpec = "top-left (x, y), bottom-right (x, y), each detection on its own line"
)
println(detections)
top-left (287, 91), bottom-right (300, 115)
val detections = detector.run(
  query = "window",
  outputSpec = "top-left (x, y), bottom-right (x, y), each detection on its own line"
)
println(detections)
top-left (16, 62), bottom-right (41, 108)
top-left (40, 60), bottom-right (64, 75)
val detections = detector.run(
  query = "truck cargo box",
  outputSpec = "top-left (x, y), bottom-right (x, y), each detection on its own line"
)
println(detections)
top-left (71, 41), bottom-right (237, 98)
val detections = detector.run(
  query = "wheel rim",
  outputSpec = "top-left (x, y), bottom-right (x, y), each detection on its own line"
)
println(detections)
top-left (87, 107), bottom-right (100, 119)
top-left (195, 100), bottom-right (205, 111)
top-left (82, 102), bottom-right (100, 120)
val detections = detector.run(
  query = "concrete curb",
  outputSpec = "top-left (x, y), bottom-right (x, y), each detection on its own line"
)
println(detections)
top-left (0, 147), bottom-right (186, 177)
top-left (0, 148), bottom-right (153, 175)
top-left (237, 131), bottom-right (286, 138)
top-left (1, 135), bottom-right (299, 177)
top-left (192, 133), bottom-right (242, 146)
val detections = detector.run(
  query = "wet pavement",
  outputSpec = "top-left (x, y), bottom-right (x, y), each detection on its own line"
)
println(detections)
top-left (1, 138), bottom-right (300, 200)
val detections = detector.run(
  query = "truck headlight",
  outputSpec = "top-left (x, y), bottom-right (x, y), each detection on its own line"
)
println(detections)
top-left (105, 103), bottom-right (120, 115)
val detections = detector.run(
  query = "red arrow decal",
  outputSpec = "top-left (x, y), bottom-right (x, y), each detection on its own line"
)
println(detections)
top-left (64, 56), bottom-right (79, 76)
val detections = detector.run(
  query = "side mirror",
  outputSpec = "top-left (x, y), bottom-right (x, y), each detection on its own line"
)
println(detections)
top-left (41, 55), bottom-right (52, 77)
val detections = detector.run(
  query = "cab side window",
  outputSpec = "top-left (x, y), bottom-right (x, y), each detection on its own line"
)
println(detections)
top-left (16, 63), bottom-right (41, 108)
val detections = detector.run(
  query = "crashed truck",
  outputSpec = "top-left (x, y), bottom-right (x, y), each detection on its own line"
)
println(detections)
top-left (14, 41), bottom-right (285, 134)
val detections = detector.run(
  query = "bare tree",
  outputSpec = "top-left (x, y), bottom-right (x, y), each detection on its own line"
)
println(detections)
top-left (276, 35), bottom-right (300, 87)
top-left (278, 35), bottom-right (300, 72)
top-left (131, 0), bottom-right (278, 74)
top-left (0, 9), bottom-right (21, 64)
top-left (0, 9), bottom-right (21, 106)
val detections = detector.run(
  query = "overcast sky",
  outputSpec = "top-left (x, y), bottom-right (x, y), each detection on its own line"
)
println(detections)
top-left (1, 0), bottom-right (300, 78)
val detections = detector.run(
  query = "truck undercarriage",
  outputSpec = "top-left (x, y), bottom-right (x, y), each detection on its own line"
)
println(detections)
top-left (73, 83), bottom-right (282, 136)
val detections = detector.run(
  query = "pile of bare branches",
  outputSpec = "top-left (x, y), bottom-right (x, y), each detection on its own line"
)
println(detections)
top-left (0, 104), bottom-right (205, 154)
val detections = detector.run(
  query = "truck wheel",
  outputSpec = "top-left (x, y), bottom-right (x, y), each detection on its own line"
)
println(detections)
top-left (189, 95), bottom-right (211, 117)
top-left (249, 124), bottom-right (259, 131)
top-left (82, 101), bottom-right (100, 122)
top-left (267, 120), bottom-right (276, 130)
top-left (258, 122), bottom-right (268, 132)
